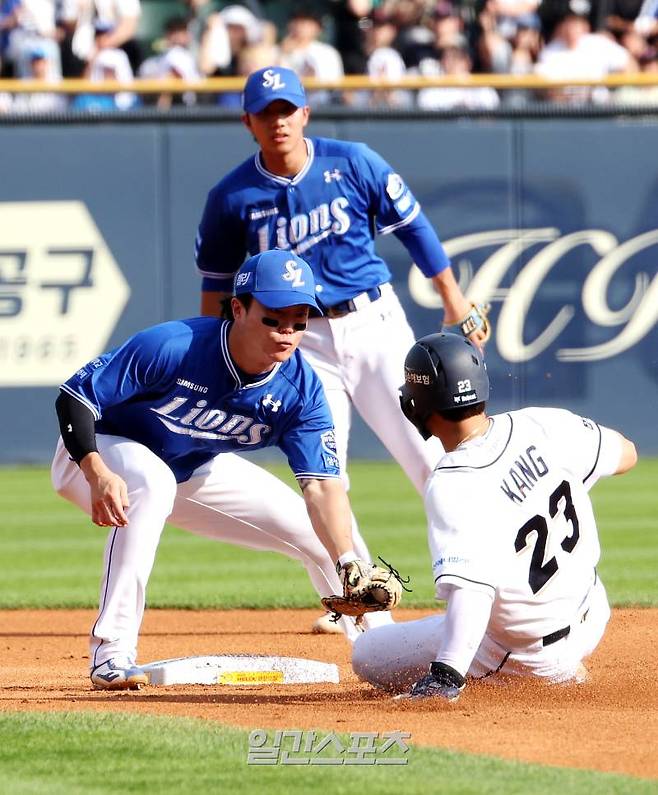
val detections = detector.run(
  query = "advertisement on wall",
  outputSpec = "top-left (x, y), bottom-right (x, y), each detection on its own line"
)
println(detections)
top-left (0, 201), bottom-right (130, 387)
top-left (1, 117), bottom-right (657, 461)
top-left (409, 227), bottom-right (658, 364)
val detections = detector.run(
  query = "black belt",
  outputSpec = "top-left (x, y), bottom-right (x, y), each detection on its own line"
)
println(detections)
top-left (322, 284), bottom-right (387, 319)
top-left (542, 606), bottom-right (590, 646)
top-left (542, 625), bottom-right (570, 646)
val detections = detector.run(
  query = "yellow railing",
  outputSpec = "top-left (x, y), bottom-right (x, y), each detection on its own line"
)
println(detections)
top-left (2, 73), bottom-right (658, 94)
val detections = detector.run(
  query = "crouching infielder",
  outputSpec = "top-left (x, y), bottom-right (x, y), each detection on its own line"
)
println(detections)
top-left (52, 249), bottom-right (393, 690)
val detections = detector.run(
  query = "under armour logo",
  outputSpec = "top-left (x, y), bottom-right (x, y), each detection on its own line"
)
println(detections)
top-left (262, 394), bottom-right (282, 412)
top-left (262, 68), bottom-right (285, 90)
top-left (323, 169), bottom-right (342, 183)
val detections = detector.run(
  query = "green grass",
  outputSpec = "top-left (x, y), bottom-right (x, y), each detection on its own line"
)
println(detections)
top-left (1, 466), bottom-right (656, 795)
top-left (0, 712), bottom-right (653, 795)
top-left (0, 460), bottom-right (656, 609)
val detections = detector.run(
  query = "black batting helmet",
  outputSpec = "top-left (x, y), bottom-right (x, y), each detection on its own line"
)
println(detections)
top-left (399, 332), bottom-right (489, 439)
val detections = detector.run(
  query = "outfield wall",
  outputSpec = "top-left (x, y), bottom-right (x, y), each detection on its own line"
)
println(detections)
top-left (1, 114), bottom-right (656, 462)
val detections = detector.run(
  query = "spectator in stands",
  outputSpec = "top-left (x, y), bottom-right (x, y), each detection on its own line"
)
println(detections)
top-left (184, 1), bottom-right (231, 77)
top-left (618, 27), bottom-right (652, 62)
top-left (138, 17), bottom-right (201, 111)
top-left (4, 0), bottom-right (62, 79)
top-left (606, 0), bottom-right (658, 38)
top-left (535, 0), bottom-right (632, 103)
top-left (477, 0), bottom-right (543, 73)
top-left (632, 0), bottom-right (658, 38)
top-left (217, 4), bottom-right (264, 75)
top-left (0, 0), bottom-right (22, 76)
top-left (73, 22), bottom-right (136, 110)
top-left (87, 18), bottom-right (132, 73)
top-left (403, 3), bottom-right (470, 80)
top-left (364, 10), bottom-right (412, 107)
top-left (139, 15), bottom-right (200, 82)
top-left (162, 14), bottom-right (194, 52)
top-left (477, 4), bottom-right (542, 108)
top-left (605, 0), bottom-right (647, 35)
top-left (72, 48), bottom-right (136, 110)
top-left (58, 0), bottom-right (142, 77)
top-left (152, 45), bottom-right (200, 109)
top-left (504, 22), bottom-right (544, 104)
top-left (417, 44), bottom-right (500, 109)
top-left (183, 0), bottom-right (215, 40)
top-left (432, 4), bottom-right (470, 50)
top-left (2, 45), bottom-right (66, 112)
top-left (216, 41), bottom-right (280, 108)
top-left (480, 0), bottom-right (541, 43)
top-left (391, 0), bottom-right (437, 70)
top-left (331, 0), bottom-right (374, 74)
top-left (615, 50), bottom-right (658, 102)
top-left (279, 6), bottom-right (344, 105)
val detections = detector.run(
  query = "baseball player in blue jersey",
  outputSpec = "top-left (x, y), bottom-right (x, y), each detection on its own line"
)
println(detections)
top-left (51, 250), bottom-right (394, 690)
top-left (196, 74), bottom-right (489, 502)
top-left (195, 65), bottom-right (490, 632)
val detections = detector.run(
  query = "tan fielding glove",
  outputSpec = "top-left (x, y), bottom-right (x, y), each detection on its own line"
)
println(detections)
top-left (442, 302), bottom-right (492, 344)
top-left (321, 557), bottom-right (410, 625)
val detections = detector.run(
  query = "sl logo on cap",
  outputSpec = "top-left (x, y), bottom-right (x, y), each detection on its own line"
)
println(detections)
top-left (262, 68), bottom-right (285, 90)
top-left (282, 260), bottom-right (305, 287)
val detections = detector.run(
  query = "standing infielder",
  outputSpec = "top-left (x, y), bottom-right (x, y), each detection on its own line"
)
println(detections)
top-left (195, 65), bottom-right (490, 502)
top-left (51, 250), bottom-right (395, 690)
top-left (352, 333), bottom-right (637, 699)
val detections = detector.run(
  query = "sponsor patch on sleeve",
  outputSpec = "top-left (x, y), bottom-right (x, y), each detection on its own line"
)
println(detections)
top-left (320, 430), bottom-right (340, 470)
top-left (386, 173), bottom-right (405, 200)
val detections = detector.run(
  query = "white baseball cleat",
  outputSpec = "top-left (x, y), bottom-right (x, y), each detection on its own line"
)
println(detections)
top-left (311, 612), bottom-right (345, 635)
top-left (90, 657), bottom-right (149, 690)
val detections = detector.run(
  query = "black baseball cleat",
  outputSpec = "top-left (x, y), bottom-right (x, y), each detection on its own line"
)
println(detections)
top-left (396, 662), bottom-right (466, 702)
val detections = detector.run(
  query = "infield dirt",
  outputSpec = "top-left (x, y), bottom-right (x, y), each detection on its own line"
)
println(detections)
top-left (1, 608), bottom-right (656, 779)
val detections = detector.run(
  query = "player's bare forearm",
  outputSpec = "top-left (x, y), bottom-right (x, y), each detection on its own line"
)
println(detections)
top-left (431, 269), bottom-right (471, 325)
top-left (432, 270), bottom-right (490, 349)
top-left (300, 478), bottom-right (354, 563)
top-left (79, 452), bottom-right (130, 528)
top-left (201, 290), bottom-right (232, 318)
top-left (105, 15), bottom-right (138, 47)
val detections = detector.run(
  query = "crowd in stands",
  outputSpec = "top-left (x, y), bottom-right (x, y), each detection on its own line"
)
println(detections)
top-left (1, 0), bottom-right (658, 112)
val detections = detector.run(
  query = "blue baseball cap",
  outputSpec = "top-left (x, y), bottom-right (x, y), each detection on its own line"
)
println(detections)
top-left (29, 46), bottom-right (48, 61)
top-left (242, 66), bottom-right (307, 113)
top-left (233, 250), bottom-right (322, 315)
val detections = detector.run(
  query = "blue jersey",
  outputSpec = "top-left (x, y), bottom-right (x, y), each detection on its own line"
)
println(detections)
top-left (195, 137), bottom-right (449, 307)
top-left (60, 317), bottom-right (340, 484)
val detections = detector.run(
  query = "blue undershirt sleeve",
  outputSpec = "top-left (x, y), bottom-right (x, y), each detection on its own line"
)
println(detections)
top-left (394, 210), bottom-right (451, 277)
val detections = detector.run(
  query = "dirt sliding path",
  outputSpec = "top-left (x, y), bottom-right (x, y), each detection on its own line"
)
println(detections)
top-left (1, 608), bottom-right (656, 779)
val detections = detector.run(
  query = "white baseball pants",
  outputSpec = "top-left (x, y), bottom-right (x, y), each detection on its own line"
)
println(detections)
top-left (51, 434), bottom-right (385, 667)
top-left (300, 285), bottom-right (444, 494)
top-left (351, 577), bottom-right (611, 691)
